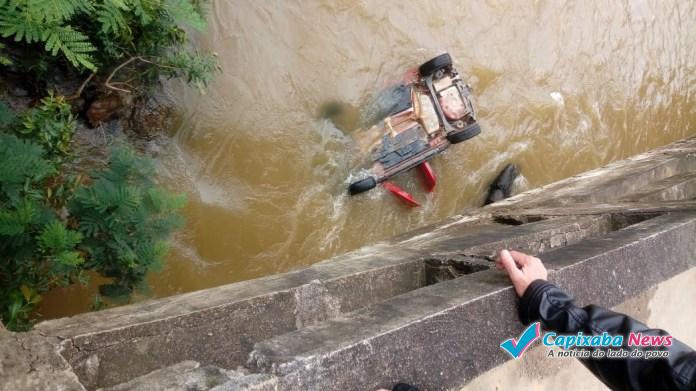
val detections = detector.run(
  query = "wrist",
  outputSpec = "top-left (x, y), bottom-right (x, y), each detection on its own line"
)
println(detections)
top-left (518, 279), bottom-right (555, 324)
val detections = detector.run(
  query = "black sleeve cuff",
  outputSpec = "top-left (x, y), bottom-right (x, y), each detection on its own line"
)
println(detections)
top-left (518, 279), bottom-right (557, 325)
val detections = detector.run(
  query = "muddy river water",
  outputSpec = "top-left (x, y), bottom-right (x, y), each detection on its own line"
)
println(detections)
top-left (42, 0), bottom-right (696, 318)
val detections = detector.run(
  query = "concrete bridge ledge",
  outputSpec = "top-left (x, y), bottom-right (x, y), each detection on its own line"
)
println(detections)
top-left (245, 213), bottom-right (696, 390)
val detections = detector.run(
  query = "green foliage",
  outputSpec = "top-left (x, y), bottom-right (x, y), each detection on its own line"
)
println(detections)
top-left (71, 147), bottom-right (185, 296)
top-left (0, 41), bottom-right (10, 65)
top-left (0, 0), bottom-right (97, 70)
top-left (0, 103), bottom-right (185, 330)
top-left (160, 50), bottom-right (218, 91)
top-left (43, 26), bottom-right (97, 70)
top-left (165, 0), bottom-right (206, 31)
top-left (0, 0), bottom-right (205, 332)
top-left (15, 94), bottom-right (76, 158)
top-left (0, 101), bottom-right (16, 127)
top-left (0, 132), bottom-right (77, 330)
top-left (0, 0), bottom-right (218, 88)
top-left (0, 132), bottom-right (54, 204)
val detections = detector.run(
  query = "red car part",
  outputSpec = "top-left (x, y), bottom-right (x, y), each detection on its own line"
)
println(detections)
top-left (419, 161), bottom-right (437, 192)
top-left (383, 182), bottom-right (420, 207)
top-left (383, 162), bottom-right (437, 207)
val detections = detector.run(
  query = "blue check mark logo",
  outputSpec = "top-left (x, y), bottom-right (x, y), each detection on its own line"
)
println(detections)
top-left (500, 322), bottom-right (541, 359)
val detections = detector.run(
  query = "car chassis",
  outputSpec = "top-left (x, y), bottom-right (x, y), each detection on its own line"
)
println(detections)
top-left (348, 53), bottom-right (481, 206)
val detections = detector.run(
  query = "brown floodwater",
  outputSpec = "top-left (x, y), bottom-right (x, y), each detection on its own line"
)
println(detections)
top-left (41, 0), bottom-right (696, 319)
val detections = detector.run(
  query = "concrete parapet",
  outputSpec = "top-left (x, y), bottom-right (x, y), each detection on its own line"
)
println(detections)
top-left (247, 213), bottom-right (696, 390)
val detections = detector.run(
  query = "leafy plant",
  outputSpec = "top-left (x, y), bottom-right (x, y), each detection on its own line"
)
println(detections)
top-left (71, 147), bottom-right (186, 297)
top-left (0, 102), bottom-right (185, 330)
top-left (15, 94), bottom-right (75, 158)
top-left (0, 41), bottom-right (10, 65)
top-left (0, 0), bottom-right (218, 89)
top-left (0, 0), bottom-right (205, 332)
top-left (0, 133), bottom-right (83, 330)
top-left (159, 49), bottom-right (218, 91)
top-left (0, 101), bottom-right (15, 125)
top-left (0, 0), bottom-right (97, 70)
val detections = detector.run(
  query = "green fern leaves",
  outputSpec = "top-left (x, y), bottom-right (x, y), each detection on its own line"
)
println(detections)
top-left (0, 101), bottom-right (185, 330)
top-left (70, 146), bottom-right (185, 296)
top-left (0, 0), bottom-right (209, 332)
top-left (18, 94), bottom-right (76, 157)
top-left (128, 0), bottom-right (153, 24)
top-left (0, 9), bottom-right (43, 43)
top-left (43, 26), bottom-right (96, 70)
top-left (0, 133), bottom-right (54, 203)
top-left (0, 0), bottom-right (212, 74)
top-left (161, 50), bottom-right (218, 91)
top-left (165, 0), bottom-right (206, 31)
top-left (39, 220), bottom-right (83, 253)
top-left (0, 0), bottom-right (97, 70)
top-left (0, 139), bottom-right (186, 329)
top-left (97, 0), bottom-right (130, 37)
top-left (27, 0), bottom-right (93, 22)
top-left (0, 202), bottom-right (37, 235)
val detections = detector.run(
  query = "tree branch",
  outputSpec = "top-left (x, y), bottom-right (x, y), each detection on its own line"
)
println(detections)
top-left (104, 57), bottom-right (140, 93)
top-left (103, 56), bottom-right (181, 93)
top-left (66, 73), bottom-right (95, 100)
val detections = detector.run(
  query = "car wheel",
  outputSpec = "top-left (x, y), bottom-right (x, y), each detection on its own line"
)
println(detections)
top-left (447, 122), bottom-right (481, 144)
top-left (348, 177), bottom-right (377, 195)
top-left (419, 53), bottom-right (452, 77)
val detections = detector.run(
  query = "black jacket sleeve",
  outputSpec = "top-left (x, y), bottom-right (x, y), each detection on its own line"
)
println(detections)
top-left (519, 279), bottom-right (696, 391)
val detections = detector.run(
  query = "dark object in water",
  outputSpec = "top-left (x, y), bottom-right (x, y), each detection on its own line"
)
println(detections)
top-left (318, 101), bottom-right (360, 133)
top-left (484, 163), bottom-right (520, 205)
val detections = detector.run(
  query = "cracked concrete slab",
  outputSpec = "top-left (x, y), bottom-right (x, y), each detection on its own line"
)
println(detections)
top-left (0, 332), bottom-right (85, 391)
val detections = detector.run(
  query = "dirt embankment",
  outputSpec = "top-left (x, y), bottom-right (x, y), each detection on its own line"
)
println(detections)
top-left (1, 70), bottom-right (176, 164)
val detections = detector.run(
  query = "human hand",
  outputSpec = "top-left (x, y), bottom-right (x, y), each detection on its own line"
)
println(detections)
top-left (496, 249), bottom-right (548, 297)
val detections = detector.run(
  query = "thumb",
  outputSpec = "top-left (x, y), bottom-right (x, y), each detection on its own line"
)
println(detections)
top-left (499, 249), bottom-right (524, 282)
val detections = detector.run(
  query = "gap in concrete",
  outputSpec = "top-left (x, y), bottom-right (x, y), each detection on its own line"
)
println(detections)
top-left (609, 212), bottom-right (663, 230)
top-left (492, 215), bottom-right (545, 226)
top-left (422, 212), bottom-right (660, 286)
top-left (424, 256), bottom-right (492, 285)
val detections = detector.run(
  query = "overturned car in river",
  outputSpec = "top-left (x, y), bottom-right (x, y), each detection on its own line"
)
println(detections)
top-left (347, 53), bottom-right (481, 205)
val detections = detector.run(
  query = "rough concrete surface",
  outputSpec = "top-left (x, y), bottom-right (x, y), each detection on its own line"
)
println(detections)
top-left (97, 360), bottom-right (276, 391)
top-left (246, 213), bottom-right (696, 390)
top-left (0, 332), bottom-right (85, 391)
top-left (459, 267), bottom-right (696, 391)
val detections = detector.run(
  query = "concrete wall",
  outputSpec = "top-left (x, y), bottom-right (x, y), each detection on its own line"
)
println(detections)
top-left (460, 267), bottom-right (696, 391)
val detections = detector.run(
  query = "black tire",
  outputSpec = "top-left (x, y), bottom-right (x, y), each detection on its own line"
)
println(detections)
top-left (348, 177), bottom-right (377, 195)
top-left (447, 122), bottom-right (481, 144)
top-left (419, 53), bottom-right (452, 77)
